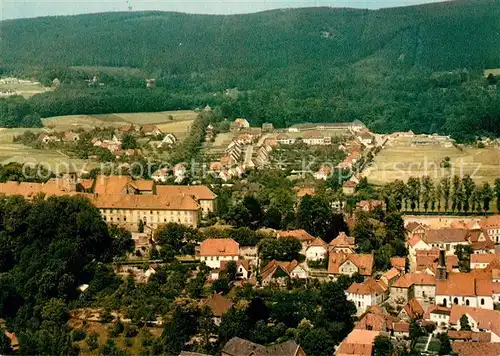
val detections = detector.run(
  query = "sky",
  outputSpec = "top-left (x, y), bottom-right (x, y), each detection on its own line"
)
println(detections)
top-left (1, 0), bottom-right (450, 20)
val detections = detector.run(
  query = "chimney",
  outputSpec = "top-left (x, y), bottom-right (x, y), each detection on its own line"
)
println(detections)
top-left (436, 249), bottom-right (447, 280)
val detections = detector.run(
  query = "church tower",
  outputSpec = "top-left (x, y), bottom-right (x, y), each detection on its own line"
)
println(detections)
top-left (436, 249), bottom-right (447, 280)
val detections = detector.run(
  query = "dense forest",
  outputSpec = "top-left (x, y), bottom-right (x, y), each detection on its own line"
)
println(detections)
top-left (1, 0), bottom-right (500, 139)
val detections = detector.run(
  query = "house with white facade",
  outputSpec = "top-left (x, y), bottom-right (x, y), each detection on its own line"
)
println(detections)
top-left (346, 278), bottom-right (389, 316)
top-left (329, 232), bottom-right (357, 254)
top-left (479, 215), bottom-right (500, 243)
top-left (328, 253), bottom-right (374, 279)
top-left (305, 238), bottom-right (328, 261)
top-left (199, 238), bottom-right (240, 269)
top-left (471, 254), bottom-right (500, 269)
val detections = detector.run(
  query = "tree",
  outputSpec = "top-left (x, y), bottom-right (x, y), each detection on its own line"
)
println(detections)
top-left (459, 314), bottom-right (471, 331)
top-left (212, 276), bottom-right (230, 294)
top-left (108, 225), bottom-right (134, 257)
top-left (495, 178), bottom-right (500, 212)
top-left (121, 134), bottom-right (138, 150)
top-left (435, 181), bottom-right (442, 212)
top-left (296, 195), bottom-right (333, 237)
top-left (373, 336), bottom-right (393, 356)
top-left (224, 261), bottom-right (238, 282)
top-left (406, 177), bottom-right (421, 211)
top-left (242, 195), bottom-right (264, 228)
top-left (218, 308), bottom-right (251, 345)
top-left (455, 245), bottom-right (473, 272)
top-left (138, 219), bottom-right (144, 233)
top-left (462, 175), bottom-right (475, 214)
top-left (481, 182), bottom-right (493, 213)
top-left (438, 333), bottom-right (452, 355)
top-left (161, 299), bottom-right (201, 355)
top-left (224, 203), bottom-right (251, 228)
top-left (451, 175), bottom-right (461, 212)
top-left (441, 177), bottom-right (451, 212)
top-left (258, 237), bottom-right (301, 262)
top-left (299, 328), bottom-right (335, 356)
top-left (421, 176), bottom-right (433, 212)
top-left (154, 223), bottom-right (200, 259)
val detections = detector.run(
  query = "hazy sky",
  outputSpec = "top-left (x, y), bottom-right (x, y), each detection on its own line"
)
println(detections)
top-left (2, 0), bottom-right (450, 20)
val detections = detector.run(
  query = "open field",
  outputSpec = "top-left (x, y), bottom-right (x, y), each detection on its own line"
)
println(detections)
top-left (42, 115), bottom-right (125, 131)
top-left (484, 68), bottom-right (500, 77)
top-left (0, 80), bottom-right (51, 98)
top-left (362, 136), bottom-right (500, 185)
top-left (203, 132), bottom-right (237, 156)
top-left (42, 111), bottom-right (197, 136)
top-left (71, 65), bottom-right (147, 77)
top-left (0, 128), bottom-right (98, 173)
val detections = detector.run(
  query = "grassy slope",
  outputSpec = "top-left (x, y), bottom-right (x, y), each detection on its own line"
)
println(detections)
top-left (1, 0), bottom-right (499, 72)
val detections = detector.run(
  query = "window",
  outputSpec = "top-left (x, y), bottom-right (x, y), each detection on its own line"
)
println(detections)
top-left (123, 217), bottom-right (126, 221)
top-left (481, 298), bottom-right (485, 305)
top-left (454, 297), bottom-right (458, 305)
top-left (466, 299), bottom-right (470, 306)
top-left (150, 210), bottom-right (153, 214)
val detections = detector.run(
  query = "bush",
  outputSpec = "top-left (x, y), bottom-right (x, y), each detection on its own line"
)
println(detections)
top-left (87, 332), bottom-right (99, 350)
top-left (108, 321), bottom-right (125, 337)
top-left (125, 324), bottom-right (139, 338)
top-left (124, 338), bottom-right (134, 347)
top-left (71, 328), bottom-right (87, 342)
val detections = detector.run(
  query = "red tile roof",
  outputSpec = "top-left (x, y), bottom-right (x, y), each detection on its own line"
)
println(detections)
top-left (276, 229), bottom-right (315, 242)
top-left (203, 293), bottom-right (233, 317)
top-left (347, 278), bottom-right (387, 295)
top-left (452, 342), bottom-right (500, 356)
top-left (391, 257), bottom-right (406, 270)
top-left (392, 273), bottom-right (436, 288)
top-left (435, 272), bottom-right (493, 297)
top-left (337, 330), bottom-right (380, 356)
top-left (402, 298), bottom-right (424, 320)
top-left (421, 228), bottom-right (469, 243)
top-left (447, 330), bottom-right (491, 342)
top-left (449, 305), bottom-right (500, 337)
top-left (199, 238), bottom-right (239, 257)
top-left (329, 232), bottom-right (356, 247)
top-left (156, 185), bottom-right (216, 200)
top-left (88, 193), bottom-right (199, 211)
top-left (328, 253), bottom-right (374, 276)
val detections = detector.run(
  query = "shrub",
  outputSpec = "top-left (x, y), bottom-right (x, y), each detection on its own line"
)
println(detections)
top-left (108, 321), bottom-right (125, 337)
top-left (71, 328), bottom-right (87, 342)
top-left (87, 332), bottom-right (99, 350)
top-left (125, 324), bottom-right (139, 338)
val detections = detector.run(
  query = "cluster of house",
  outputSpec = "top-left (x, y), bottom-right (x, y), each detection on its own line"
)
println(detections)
top-left (39, 123), bottom-right (177, 159)
top-left (0, 173), bottom-right (217, 231)
top-left (199, 230), bottom-right (373, 286)
top-left (39, 131), bottom-right (80, 144)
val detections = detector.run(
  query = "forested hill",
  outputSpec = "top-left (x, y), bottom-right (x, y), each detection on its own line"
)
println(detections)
top-left (1, 0), bottom-right (500, 140)
top-left (2, 0), bottom-right (499, 71)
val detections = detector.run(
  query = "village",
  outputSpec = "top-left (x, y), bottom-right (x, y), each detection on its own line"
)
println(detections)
top-left (0, 158), bottom-right (499, 355)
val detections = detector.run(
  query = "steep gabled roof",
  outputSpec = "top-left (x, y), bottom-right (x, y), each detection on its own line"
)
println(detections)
top-left (203, 293), bottom-right (233, 317)
top-left (328, 253), bottom-right (374, 276)
top-left (200, 238), bottom-right (239, 257)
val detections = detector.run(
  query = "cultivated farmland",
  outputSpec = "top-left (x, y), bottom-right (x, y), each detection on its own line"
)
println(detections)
top-left (42, 110), bottom-right (197, 140)
top-left (363, 136), bottom-right (500, 185)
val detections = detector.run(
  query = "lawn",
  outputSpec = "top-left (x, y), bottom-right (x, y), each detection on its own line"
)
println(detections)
top-left (363, 136), bottom-right (500, 185)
